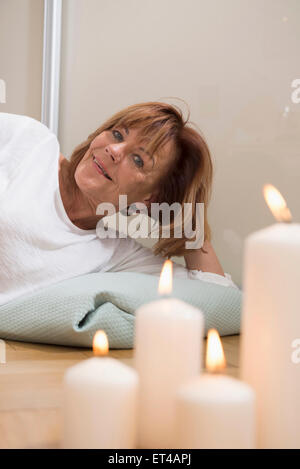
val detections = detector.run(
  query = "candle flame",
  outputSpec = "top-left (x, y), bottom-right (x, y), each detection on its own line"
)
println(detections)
top-left (158, 259), bottom-right (173, 295)
top-left (263, 184), bottom-right (292, 223)
top-left (206, 329), bottom-right (226, 372)
top-left (93, 330), bottom-right (109, 356)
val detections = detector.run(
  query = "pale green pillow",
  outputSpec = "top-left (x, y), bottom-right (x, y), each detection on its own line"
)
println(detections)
top-left (0, 272), bottom-right (241, 348)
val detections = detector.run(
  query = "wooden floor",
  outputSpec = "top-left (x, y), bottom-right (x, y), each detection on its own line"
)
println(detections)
top-left (0, 335), bottom-right (240, 449)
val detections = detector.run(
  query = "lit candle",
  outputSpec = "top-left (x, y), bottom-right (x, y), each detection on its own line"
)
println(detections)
top-left (134, 260), bottom-right (204, 449)
top-left (62, 330), bottom-right (139, 449)
top-left (174, 329), bottom-right (256, 449)
top-left (241, 184), bottom-right (300, 448)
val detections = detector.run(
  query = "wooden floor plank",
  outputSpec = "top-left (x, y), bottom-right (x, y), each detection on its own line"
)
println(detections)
top-left (0, 409), bottom-right (61, 449)
top-left (0, 335), bottom-right (241, 448)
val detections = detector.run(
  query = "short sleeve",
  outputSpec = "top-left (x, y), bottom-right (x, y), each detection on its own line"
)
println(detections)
top-left (187, 269), bottom-right (239, 288)
top-left (0, 112), bottom-right (57, 164)
top-left (0, 113), bottom-right (32, 151)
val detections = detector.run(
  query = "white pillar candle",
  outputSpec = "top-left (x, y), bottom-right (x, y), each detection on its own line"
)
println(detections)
top-left (241, 184), bottom-right (300, 449)
top-left (62, 330), bottom-right (139, 449)
top-left (174, 329), bottom-right (256, 449)
top-left (134, 260), bottom-right (204, 449)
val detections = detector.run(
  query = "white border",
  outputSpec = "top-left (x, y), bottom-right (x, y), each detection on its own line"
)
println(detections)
top-left (41, 0), bottom-right (62, 136)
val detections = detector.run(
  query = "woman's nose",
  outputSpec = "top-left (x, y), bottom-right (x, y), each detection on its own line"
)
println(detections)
top-left (105, 143), bottom-right (124, 163)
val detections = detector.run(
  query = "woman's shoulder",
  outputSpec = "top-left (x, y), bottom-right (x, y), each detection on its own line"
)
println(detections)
top-left (0, 112), bottom-right (55, 144)
top-left (0, 113), bottom-right (31, 141)
top-left (0, 112), bottom-right (43, 129)
top-left (0, 113), bottom-right (60, 168)
top-left (0, 112), bottom-right (57, 153)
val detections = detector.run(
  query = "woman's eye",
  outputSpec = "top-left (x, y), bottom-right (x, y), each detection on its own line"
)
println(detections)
top-left (112, 129), bottom-right (144, 168)
top-left (112, 129), bottom-right (123, 141)
top-left (132, 154), bottom-right (144, 168)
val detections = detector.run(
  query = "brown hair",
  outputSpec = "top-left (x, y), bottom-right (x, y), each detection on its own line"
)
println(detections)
top-left (68, 101), bottom-right (213, 258)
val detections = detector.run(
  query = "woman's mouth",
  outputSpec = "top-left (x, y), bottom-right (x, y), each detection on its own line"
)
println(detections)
top-left (92, 155), bottom-right (112, 181)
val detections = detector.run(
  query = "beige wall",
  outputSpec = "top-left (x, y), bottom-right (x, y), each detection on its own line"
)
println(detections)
top-left (0, 0), bottom-right (44, 119)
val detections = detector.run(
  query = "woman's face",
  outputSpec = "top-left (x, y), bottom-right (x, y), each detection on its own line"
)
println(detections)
top-left (74, 126), bottom-right (174, 212)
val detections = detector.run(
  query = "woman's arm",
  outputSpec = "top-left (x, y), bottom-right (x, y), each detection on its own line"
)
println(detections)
top-left (101, 236), bottom-right (237, 288)
top-left (183, 240), bottom-right (225, 277)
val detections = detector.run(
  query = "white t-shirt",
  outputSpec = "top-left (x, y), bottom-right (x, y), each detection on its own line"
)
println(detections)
top-left (0, 113), bottom-right (237, 306)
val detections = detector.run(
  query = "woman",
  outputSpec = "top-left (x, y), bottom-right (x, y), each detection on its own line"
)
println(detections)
top-left (0, 102), bottom-right (236, 306)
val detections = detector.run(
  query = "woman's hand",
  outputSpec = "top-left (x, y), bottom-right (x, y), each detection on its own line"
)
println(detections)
top-left (183, 240), bottom-right (225, 277)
